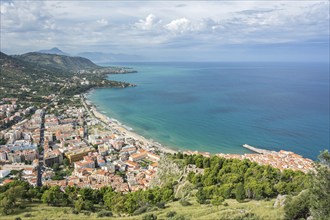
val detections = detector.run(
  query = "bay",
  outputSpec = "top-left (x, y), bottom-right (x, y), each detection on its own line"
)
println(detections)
top-left (86, 62), bottom-right (329, 160)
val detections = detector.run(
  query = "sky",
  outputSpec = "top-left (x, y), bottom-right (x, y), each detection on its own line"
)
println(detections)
top-left (0, 0), bottom-right (329, 62)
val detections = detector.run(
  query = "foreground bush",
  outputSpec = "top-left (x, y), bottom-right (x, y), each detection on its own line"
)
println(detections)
top-left (97, 210), bottom-right (113, 217)
top-left (143, 213), bottom-right (157, 220)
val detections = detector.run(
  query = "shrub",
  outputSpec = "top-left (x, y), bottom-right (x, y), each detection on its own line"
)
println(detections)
top-left (142, 213), bottom-right (157, 220)
top-left (179, 199), bottom-right (192, 206)
top-left (19, 205), bottom-right (26, 209)
top-left (133, 206), bottom-right (148, 215)
top-left (173, 215), bottom-right (187, 220)
top-left (156, 201), bottom-right (166, 209)
top-left (166, 211), bottom-right (177, 218)
top-left (211, 196), bottom-right (225, 206)
top-left (71, 209), bottom-right (79, 215)
top-left (97, 210), bottom-right (113, 217)
top-left (83, 211), bottom-right (91, 216)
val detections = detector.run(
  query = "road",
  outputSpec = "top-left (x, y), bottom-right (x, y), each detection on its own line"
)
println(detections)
top-left (37, 109), bottom-right (45, 187)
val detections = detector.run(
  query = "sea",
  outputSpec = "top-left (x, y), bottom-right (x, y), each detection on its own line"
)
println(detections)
top-left (86, 62), bottom-right (329, 160)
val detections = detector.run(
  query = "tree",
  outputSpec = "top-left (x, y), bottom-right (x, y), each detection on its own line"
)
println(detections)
top-left (218, 183), bottom-right (233, 199)
top-left (195, 158), bottom-right (203, 168)
top-left (63, 158), bottom-right (70, 167)
top-left (0, 185), bottom-right (25, 215)
top-left (103, 189), bottom-right (117, 210)
top-left (0, 197), bottom-right (14, 215)
top-left (310, 150), bottom-right (330, 219)
top-left (284, 190), bottom-right (310, 220)
top-left (111, 194), bottom-right (126, 214)
top-left (42, 186), bottom-right (68, 206)
top-left (74, 197), bottom-right (84, 212)
top-left (234, 183), bottom-right (245, 202)
top-left (79, 187), bottom-right (94, 201)
top-left (203, 158), bottom-right (210, 168)
top-left (284, 150), bottom-right (330, 220)
top-left (84, 200), bottom-right (95, 212)
top-left (176, 152), bottom-right (183, 159)
top-left (196, 188), bottom-right (207, 204)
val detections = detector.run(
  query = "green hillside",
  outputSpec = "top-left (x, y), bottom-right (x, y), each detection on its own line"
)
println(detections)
top-left (0, 51), bottom-right (134, 100)
top-left (16, 52), bottom-right (98, 72)
top-left (0, 198), bottom-right (284, 220)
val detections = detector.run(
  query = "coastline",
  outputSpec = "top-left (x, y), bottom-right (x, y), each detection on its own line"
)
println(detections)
top-left (81, 93), bottom-right (178, 155)
top-left (81, 90), bottom-right (315, 173)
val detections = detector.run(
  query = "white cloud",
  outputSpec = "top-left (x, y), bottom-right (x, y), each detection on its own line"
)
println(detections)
top-left (164, 18), bottom-right (192, 33)
top-left (135, 14), bottom-right (160, 30)
top-left (0, 0), bottom-right (328, 60)
top-left (97, 18), bottom-right (108, 26)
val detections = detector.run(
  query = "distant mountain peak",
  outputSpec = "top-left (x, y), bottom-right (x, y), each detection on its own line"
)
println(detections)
top-left (37, 47), bottom-right (69, 56)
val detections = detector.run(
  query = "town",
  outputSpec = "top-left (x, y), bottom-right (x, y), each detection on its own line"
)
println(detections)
top-left (0, 95), bottom-right (161, 192)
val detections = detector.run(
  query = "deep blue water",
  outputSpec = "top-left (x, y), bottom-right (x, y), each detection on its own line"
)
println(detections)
top-left (87, 62), bottom-right (329, 160)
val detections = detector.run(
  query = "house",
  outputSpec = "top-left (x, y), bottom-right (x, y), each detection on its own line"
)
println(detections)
top-left (74, 158), bottom-right (95, 169)
top-left (0, 170), bottom-right (10, 178)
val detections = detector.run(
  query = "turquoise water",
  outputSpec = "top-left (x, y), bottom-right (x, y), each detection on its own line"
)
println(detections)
top-left (87, 62), bottom-right (329, 159)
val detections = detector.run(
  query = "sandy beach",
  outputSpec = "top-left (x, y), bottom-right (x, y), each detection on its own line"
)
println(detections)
top-left (81, 94), bottom-right (178, 155)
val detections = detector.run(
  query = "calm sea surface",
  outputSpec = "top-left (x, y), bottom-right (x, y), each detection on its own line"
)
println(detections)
top-left (86, 62), bottom-right (329, 160)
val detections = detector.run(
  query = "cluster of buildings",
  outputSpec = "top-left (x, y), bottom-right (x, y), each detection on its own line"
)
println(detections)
top-left (0, 106), bottom-right (44, 166)
top-left (217, 145), bottom-right (314, 173)
top-left (42, 99), bottom-right (162, 191)
top-left (0, 105), bottom-right (45, 186)
top-left (1, 97), bottom-right (163, 191)
top-left (2, 95), bottom-right (164, 191)
top-left (1, 108), bottom-right (43, 144)
top-left (0, 140), bottom-right (38, 163)
top-left (0, 98), bottom-right (35, 129)
top-left (46, 135), bottom-right (160, 191)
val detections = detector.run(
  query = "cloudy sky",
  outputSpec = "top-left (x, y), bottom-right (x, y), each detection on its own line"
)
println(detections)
top-left (0, 0), bottom-right (329, 61)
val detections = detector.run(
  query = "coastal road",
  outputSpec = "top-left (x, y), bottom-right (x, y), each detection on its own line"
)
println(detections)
top-left (37, 109), bottom-right (45, 187)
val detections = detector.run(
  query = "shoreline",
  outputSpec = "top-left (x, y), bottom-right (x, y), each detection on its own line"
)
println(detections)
top-left (81, 91), bottom-right (315, 173)
top-left (81, 93), bottom-right (178, 155)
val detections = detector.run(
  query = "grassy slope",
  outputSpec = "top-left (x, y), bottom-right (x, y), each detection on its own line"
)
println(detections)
top-left (1, 198), bottom-right (284, 220)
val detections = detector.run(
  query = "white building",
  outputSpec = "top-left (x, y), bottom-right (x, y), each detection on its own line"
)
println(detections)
top-left (0, 170), bottom-right (10, 178)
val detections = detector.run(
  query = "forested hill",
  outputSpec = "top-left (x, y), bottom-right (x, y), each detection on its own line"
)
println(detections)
top-left (0, 51), bottom-right (67, 81)
top-left (0, 51), bottom-right (135, 100)
top-left (14, 52), bottom-right (99, 73)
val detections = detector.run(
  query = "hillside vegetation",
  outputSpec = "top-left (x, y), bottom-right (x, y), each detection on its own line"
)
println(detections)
top-left (16, 52), bottom-right (99, 72)
top-left (0, 51), bottom-right (135, 101)
top-left (0, 198), bottom-right (283, 220)
top-left (0, 153), bottom-right (315, 219)
top-left (1, 151), bottom-right (329, 220)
